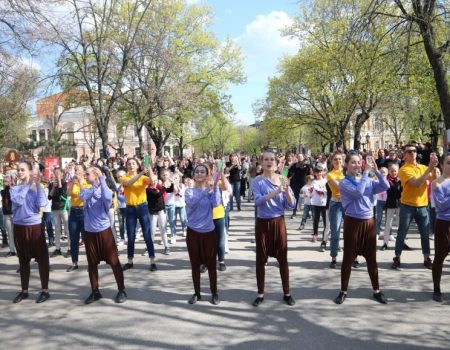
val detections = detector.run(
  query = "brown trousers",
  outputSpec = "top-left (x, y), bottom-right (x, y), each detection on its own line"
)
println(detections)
top-left (85, 227), bottom-right (124, 291)
top-left (432, 219), bottom-right (450, 292)
top-left (341, 216), bottom-right (379, 292)
top-left (255, 216), bottom-right (290, 295)
top-left (186, 228), bottom-right (217, 294)
top-left (14, 224), bottom-right (50, 291)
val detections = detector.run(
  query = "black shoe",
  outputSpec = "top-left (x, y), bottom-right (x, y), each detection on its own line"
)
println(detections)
top-left (391, 256), bottom-right (401, 269)
top-left (403, 243), bottom-right (412, 251)
top-left (433, 291), bottom-right (443, 302)
top-left (5, 251), bottom-right (16, 257)
top-left (188, 293), bottom-right (201, 304)
top-left (352, 260), bottom-right (360, 268)
top-left (380, 243), bottom-right (388, 251)
top-left (150, 263), bottom-right (158, 272)
top-left (252, 296), bottom-right (264, 307)
top-left (218, 262), bottom-right (226, 271)
top-left (200, 264), bottom-right (207, 273)
top-left (373, 291), bottom-right (387, 304)
top-left (211, 293), bottom-right (220, 305)
top-left (329, 260), bottom-right (337, 269)
top-left (115, 289), bottom-right (127, 303)
top-left (84, 289), bottom-right (102, 304)
top-left (66, 265), bottom-right (78, 272)
top-left (13, 291), bottom-right (29, 303)
top-left (334, 292), bottom-right (347, 304)
top-left (283, 295), bottom-right (295, 306)
top-left (238, 208), bottom-right (241, 212)
top-left (290, 214), bottom-right (296, 219)
top-left (123, 263), bottom-right (134, 271)
top-left (36, 291), bottom-right (50, 304)
top-left (319, 241), bottom-right (326, 252)
top-left (51, 249), bottom-right (62, 257)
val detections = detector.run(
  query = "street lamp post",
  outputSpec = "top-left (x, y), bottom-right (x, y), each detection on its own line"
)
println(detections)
top-left (430, 114), bottom-right (445, 150)
top-left (365, 133), bottom-right (370, 151)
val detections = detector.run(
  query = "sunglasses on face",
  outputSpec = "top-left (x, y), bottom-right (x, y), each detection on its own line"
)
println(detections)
top-left (194, 170), bottom-right (207, 174)
top-left (263, 158), bottom-right (275, 161)
top-left (405, 149), bottom-right (417, 154)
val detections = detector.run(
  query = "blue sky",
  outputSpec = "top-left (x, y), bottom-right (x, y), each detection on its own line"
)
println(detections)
top-left (189, 0), bottom-right (302, 125)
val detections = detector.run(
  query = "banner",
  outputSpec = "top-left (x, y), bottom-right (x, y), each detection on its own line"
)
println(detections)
top-left (44, 157), bottom-right (60, 180)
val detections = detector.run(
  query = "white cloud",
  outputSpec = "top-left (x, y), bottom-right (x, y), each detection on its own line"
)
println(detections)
top-left (235, 11), bottom-right (299, 82)
top-left (186, 0), bottom-right (202, 5)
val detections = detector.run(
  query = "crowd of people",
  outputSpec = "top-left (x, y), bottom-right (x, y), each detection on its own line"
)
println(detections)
top-left (0, 142), bottom-right (449, 306)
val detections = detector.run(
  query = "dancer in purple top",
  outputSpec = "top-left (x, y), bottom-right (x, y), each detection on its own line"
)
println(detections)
top-left (252, 150), bottom-right (296, 307)
top-left (11, 161), bottom-right (50, 304)
top-left (334, 153), bottom-right (389, 305)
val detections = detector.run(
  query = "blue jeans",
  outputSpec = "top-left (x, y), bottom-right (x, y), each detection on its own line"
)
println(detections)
top-left (225, 202), bottom-right (231, 230)
top-left (165, 204), bottom-right (177, 238)
top-left (329, 200), bottom-right (344, 258)
top-left (214, 217), bottom-right (226, 262)
top-left (429, 205), bottom-right (436, 234)
top-left (0, 210), bottom-right (7, 244)
top-left (69, 208), bottom-right (84, 262)
top-left (230, 181), bottom-right (241, 211)
top-left (395, 204), bottom-right (430, 257)
top-left (41, 212), bottom-right (54, 244)
top-left (376, 200), bottom-right (386, 235)
top-left (126, 203), bottom-right (154, 259)
top-left (301, 203), bottom-right (312, 225)
top-left (175, 206), bottom-right (187, 233)
top-left (118, 207), bottom-right (126, 240)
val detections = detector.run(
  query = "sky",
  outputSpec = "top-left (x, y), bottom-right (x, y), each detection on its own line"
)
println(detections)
top-left (188, 0), bottom-right (303, 126)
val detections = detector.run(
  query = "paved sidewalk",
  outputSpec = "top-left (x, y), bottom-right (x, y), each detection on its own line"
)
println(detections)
top-left (0, 201), bottom-right (449, 349)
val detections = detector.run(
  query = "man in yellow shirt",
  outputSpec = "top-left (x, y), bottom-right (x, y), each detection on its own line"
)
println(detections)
top-left (392, 144), bottom-right (438, 270)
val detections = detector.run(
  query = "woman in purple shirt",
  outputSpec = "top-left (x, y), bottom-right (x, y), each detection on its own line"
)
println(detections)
top-left (252, 151), bottom-right (296, 307)
top-left (334, 153), bottom-right (389, 305)
top-left (431, 154), bottom-right (450, 303)
top-left (185, 164), bottom-right (221, 305)
top-left (11, 161), bottom-right (50, 304)
top-left (80, 167), bottom-right (126, 304)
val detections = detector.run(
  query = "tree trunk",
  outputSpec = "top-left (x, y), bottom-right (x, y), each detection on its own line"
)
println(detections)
top-left (178, 135), bottom-right (184, 157)
top-left (353, 111), bottom-right (371, 151)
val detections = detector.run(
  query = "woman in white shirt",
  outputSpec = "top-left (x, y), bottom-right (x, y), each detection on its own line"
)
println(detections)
top-left (311, 164), bottom-right (328, 248)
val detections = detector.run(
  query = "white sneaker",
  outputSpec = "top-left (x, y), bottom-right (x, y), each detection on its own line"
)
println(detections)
top-left (182, 231), bottom-right (186, 237)
top-left (389, 236), bottom-right (396, 241)
top-left (118, 239), bottom-right (124, 246)
top-left (171, 237), bottom-right (177, 244)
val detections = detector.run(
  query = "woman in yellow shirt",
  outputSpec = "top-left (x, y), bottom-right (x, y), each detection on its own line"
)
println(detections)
top-left (327, 152), bottom-right (345, 268)
top-left (119, 158), bottom-right (156, 271)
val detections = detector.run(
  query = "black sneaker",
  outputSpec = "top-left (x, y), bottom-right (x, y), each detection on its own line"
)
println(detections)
top-left (433, 291), bottom-right (443, 302)
top-left (5, 251), bottom-right (16, 257)
top-left (329, 260), bottom-right (337, 269)
top-left (211, 293), bottom-right (220, 305)
top-left (13, 291), bottom-right (29, 303)
top-left (252, 296), bottom-right (264, 307)
top-left (283, 295), bottom-right (295, 306)
top-left (84, 289), bottom-right (102, 304)
top-left (319, 241), bottom-right (326, 252)
top-left (218, 262), bottom-right (226, 271)
top-left (334, 292), bottom-right (347, 304)
top-left (150, 263), bottom-right (158, 272)
top-left (66, 265), bottom-right (79, 272)
top-left (51, 249), bottom-right (62, 257)
top-left (403, 243), bottom-right (412, 251)
top-left (380, 243), bottom-right (388, 251)
top-left (115, 289), bottom-right (127, 303)
top-left (200, 264), bottom-right (207, 273)
top-left (424, 257), bottom-right (433, 270)
top-left (352, 260), bottom-right (360, 268)
top-left (373, 291), bottom-right (387, 304)
top-left (188, 293), bottom-right (201, 304)
top-left (391, 257), bottom-right (401, 270)
top-left (123, 263), bottom-right (134, 271)
top-left (36, 291), bottom-right (50, 304)
top-left (297, 224), bottom-right (305, 231)
top-left (163, 247), bottom-right (171, 255)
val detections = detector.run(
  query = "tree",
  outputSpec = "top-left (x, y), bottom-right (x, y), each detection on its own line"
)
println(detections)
top-left (365, 0), bottom-right (450, 128)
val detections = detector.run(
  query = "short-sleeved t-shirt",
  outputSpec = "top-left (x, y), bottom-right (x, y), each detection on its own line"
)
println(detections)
top-left (399, 163), bottom-right (429, 207)
top-left (120, 175), bottom-right (150, 206)
top-left (327, 169), bottom-right (344, 200)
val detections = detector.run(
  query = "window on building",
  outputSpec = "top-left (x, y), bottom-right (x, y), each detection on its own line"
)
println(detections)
top-left (135, 147), bottom-right (141, 157)
top-left (39, 129), bottom-right (46, 142)
top-left (375, 141), bottom-right (380, 150)
top-left (385, 141), bottom-right (389, 149)
top-left (30, 130), bottom-right (37, 142)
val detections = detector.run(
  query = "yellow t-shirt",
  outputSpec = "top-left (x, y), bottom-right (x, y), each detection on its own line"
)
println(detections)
top-left (120, 175), bottom-right (150, 206)
top-left (327, 169), bottom-right (344, 200)
top-left (71, 180), bottom-right (91, 207)
top-left (399, 163), bottom-right (429, 207)
top-left (213, 204), bottom-right (225, 220)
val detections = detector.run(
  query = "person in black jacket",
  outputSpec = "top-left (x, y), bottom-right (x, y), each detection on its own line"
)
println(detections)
top-left (1, 175), bottom-right (15, 256)
top-left (226, 153), bottom-right (241, 211)
top-left (146, 173), bottom-right (174, 255)
top-left (381, 163), bottom-right (402, 250)
top-left (48, 167), bottom-right (70, 257)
